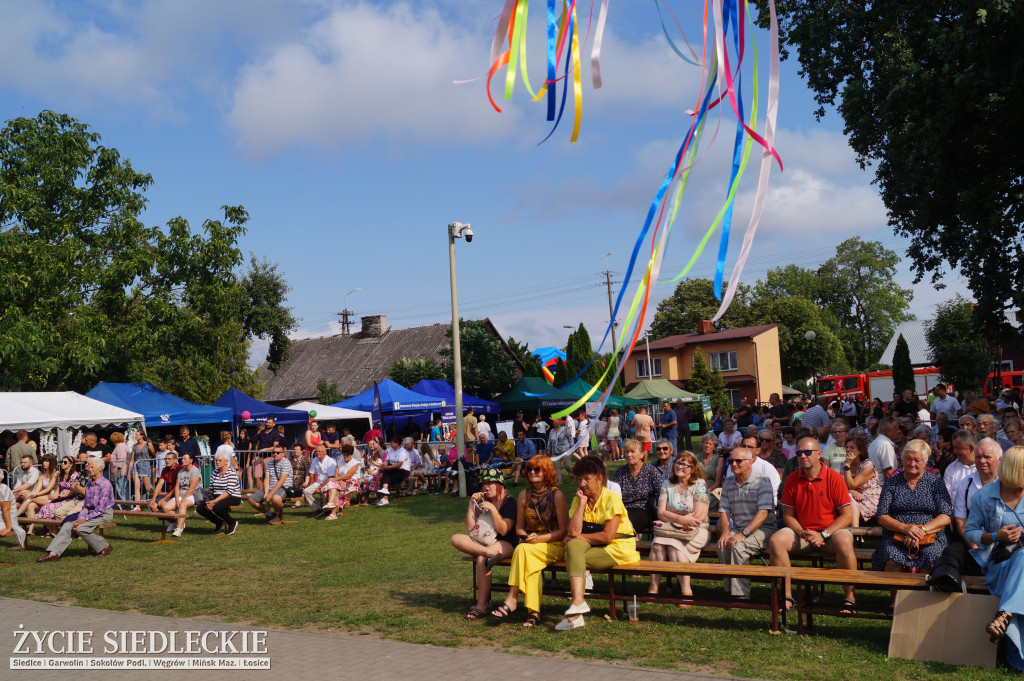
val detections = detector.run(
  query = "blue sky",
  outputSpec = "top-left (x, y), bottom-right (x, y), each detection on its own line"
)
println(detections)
top-left (0, 0), bottom-right (963, 365)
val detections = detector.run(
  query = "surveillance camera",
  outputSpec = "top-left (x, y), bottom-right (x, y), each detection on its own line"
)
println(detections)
top-left (464, 227), bottom-right (473, 242)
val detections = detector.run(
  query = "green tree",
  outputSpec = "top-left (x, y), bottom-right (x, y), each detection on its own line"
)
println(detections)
top-left (507, 336), bottom-right (544, 378)
top-left (925, 296), bottom-right (992, 394)
top-left (892, 334), bottom-right (915, 394)
top-left (649, 279), bottom-right (752, 340)
top-left (816, 238), bottom-right (913, 370)
top-left (757, 264), bottom-right (820, 302)
top-left (388, 357), bottom-right (444, 389)
top-left (441, 319), bottom-right (517, 398)
top-left (552, 357), bottom-right (570, 387)
top-left (747, 295), bottom-right (846, 384)
top-left (317, 379), bottom-right (342, 405)
top-left (0, 111), bottom-right (294, 402)
top-left (564, 323), bottom-right (602, 386)
top-left (240, 254), bottom-right (297, 375)
top-left (752, 1), bottom-right (1022, 337)
top-left (687, 346), bottom-right (731, 414)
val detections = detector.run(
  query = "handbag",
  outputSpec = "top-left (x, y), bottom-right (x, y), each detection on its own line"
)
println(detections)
top-left (653, 521), bottom-right (699, 542)
top-left (989, 505), bottom-right (1024, 565)
top-left (469, 504), bottom-right (497, 546)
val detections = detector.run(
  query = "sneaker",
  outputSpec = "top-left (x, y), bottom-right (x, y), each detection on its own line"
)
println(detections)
top-left (213, 523), bottom-right (224, 534)
top-left (171, 527), bottom-right (183, 538)
top-left (226, 521), bottom-right (239, 536)
top-left (378, 489), bottom-right (390, 496)
top-left (265, 512), bottom-right (275, 520)
top-left (376, 497), bottom-right (389, 506)
top-left (554, 616), bottom-right (584, 631)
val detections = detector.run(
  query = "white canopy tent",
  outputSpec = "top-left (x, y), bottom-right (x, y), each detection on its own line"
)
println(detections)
top-left (286, 401), bottom-right (372, 426)
top-left (0, 392), bottom-right (145, 458)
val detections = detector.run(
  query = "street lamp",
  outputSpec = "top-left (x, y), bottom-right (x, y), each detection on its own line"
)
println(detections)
top-left (449, 221), bottom-right (473, 497)
top-left (804, 330), bottom-right (817, 399)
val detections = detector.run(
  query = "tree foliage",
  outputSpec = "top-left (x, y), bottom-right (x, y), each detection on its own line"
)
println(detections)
top-left (441, 319), bottom-right (517, 399)
top-left (753, 1), bottom-right (1022, 337)
top-left (649, 279), bottom-right (752, 340)
top-left (241, 254), bottom-right (296, 374)
top-left (687, 346), bottom-right (731, 414)
top-left (926, 296), bottom-right (992, 394)
top-left (316, 379), bottom-right (342, 406)
top-left (507, 336), bottom-right (544, 378)
top-left (892, 335), bottom-right (915, 394)
top-left (387, 357), bottom-right (444, 389)
top-left (816, 238), bottom-right (913, 370)
top-left (747, 295), bottom-right (846, 384)
top-left (0, 111), bottom-right (295, 402)
top-left (564, 323), bottom-right (602, 386)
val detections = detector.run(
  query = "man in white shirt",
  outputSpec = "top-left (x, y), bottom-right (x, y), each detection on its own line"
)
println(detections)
top-left (930, 383), bottom-right (961, 421)
top-left (944, 430), bottom-right (977, 501)
top-left (801, 397), bottom-right (831, 431)
top-left (303, 444), bottom-right (338, 515)
top-left (477, 415), bottom-right (491, 440)
top-left (12, 455), bottom-right (40, 503)
top-left (867, 417), bottom-right (898, 484)
top-left (378, 437), bottom-right (413, 505)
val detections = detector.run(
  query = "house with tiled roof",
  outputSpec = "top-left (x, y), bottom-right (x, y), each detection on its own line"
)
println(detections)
top-left (258, 315), bottom-right (520, 405)
top-left (625, 321), bottom-right (782, 407)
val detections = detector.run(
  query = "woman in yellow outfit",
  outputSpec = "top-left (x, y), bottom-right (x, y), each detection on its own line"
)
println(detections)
top-left (489, 455), bottom-right (569, 627)
top-left (558, 455), bottom-right (641, 631)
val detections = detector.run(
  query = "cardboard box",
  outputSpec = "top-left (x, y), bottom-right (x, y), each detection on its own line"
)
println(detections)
top-left (889, 590), bottom-right (1001, 668)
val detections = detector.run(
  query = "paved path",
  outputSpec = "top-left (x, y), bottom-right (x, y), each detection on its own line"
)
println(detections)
top-left (1, 598), bottom-right (754, 681)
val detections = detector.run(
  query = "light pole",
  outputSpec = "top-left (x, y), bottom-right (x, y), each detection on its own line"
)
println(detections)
top-left (804, 330), bottom-right (817, 399)
top-left (341, 287), bottom-right (360, 335)
top-left (449, 221), bottom-right (473, 497)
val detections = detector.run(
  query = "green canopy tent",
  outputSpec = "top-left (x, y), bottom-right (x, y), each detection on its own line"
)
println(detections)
top-left (561, 379), bottom-right (647, 409)
top-left (625, 379), bottom-right (704, 404)
top-left (496, 377), bottom-right (580, 413)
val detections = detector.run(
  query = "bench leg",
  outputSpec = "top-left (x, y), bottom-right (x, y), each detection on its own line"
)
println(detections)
top-left (608, 573), bottom-right (617, 620)
top-left (770, 578), bottom-right (780, 633)
top-left (152, 520), bottom-right (176, 545)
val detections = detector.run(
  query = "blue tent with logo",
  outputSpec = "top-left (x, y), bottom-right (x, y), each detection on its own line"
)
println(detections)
top-left (212, 388), bottom-right (310, 427)
top-left (410, 380), bottom-right (498, 415)
top-left (86, 382), bottom-right (233, 427)
top-left (333, 379), bottom-right (448, 437)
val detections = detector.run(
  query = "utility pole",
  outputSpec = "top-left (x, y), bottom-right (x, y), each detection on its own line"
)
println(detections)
top-left (604, 252), bottom-right (618, 350)
top-left (339, 288), bottom-right (360, 335)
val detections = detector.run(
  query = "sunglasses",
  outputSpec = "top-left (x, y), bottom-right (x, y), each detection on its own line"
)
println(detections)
top-left (795, 450), bottom-right (818, 457)
top-left (655, 447), bottom-right (670, 451)
top-left (759, 438), bottom-right (773, 443)
top-left (728, 459), bottom-right (748, 465)
top-left (526, 466), bottom-right (543, 473)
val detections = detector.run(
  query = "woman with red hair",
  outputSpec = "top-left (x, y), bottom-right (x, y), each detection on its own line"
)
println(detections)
top-left (490, 455), bottom-right (569, 627)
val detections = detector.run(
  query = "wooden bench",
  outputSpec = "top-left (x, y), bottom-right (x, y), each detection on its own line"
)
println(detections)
top-left (788, 566), bottom-right (990, 633)
top-left (11, 519), bottom-right (116, 552)
top-left (116, 510), bottom-right (181, 543)
top-left (469, 556), bottom-right (788, 632)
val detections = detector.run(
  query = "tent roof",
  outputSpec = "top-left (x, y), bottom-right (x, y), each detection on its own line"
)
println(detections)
top-left (0, 392), bottom-right (144, 432)
top-left (286, 401), bottom-right (372, 425)
top-left (213, 388), bottom-right (310, 425)
top-left (410, 380), bottom-right (498, 414)
top-left (333, 379), bottom-right (447, 413)
top-left (626, 379), bottom-right (705, 403)
top-left (86, 382), bottom-right (232, 427)
top-left (560, 379), bottom-right (647, 408)
top-left (496, 377), bottom-right (580, 411)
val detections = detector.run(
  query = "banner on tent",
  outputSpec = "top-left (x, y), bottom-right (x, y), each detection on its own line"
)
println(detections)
top-left (441, 406), bottom-right (457, 424)
top-left (393, 400), bottom-right (446, 410)
top-left (372, 384), bottom-right (382, 426)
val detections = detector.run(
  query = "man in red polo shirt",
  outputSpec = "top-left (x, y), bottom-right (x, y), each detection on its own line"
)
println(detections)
top-left (770, 436), bottom-right (857, 612)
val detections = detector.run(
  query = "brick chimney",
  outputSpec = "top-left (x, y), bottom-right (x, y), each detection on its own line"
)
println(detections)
top-left (360, 315), bottom-right (388, 338)
top-left (697, 319), bottom-right (713, 335)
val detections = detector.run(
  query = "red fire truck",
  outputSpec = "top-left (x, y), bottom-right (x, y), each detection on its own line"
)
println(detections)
top-left (816, 369), bottom-right (1022, 402)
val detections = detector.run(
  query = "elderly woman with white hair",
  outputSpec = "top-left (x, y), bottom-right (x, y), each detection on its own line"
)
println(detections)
top-left (874, 439), bottom-right (953, 585)
top-left (196, 448), bottom-right (242, 535)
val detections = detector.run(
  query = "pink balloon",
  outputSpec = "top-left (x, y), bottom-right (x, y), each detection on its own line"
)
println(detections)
top-left (241, 410), bottom-right (251, 420)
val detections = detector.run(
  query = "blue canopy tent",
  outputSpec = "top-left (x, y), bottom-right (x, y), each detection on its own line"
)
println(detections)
top-left (333, 379), bottom-right (448, 437)
top-left (86, 382), bottom-right (233, 428)
top-left (410, 380), bottom-right (498, 415)
top-left (213, 388), bottom-right (309, 427)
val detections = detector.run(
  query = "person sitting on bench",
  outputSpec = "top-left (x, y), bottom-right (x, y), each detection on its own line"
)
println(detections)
top-left (37, 458), bottom-right (112, 562)
top-left (716, 446), bottom-right (777, 601)
top-left (770, 436), bottom-right (858, 614)
top-left (247, 445), bottom-right (292, 525)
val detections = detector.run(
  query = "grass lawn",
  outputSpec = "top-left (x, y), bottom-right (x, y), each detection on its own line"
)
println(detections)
top-left (0, 487), bottom-right (1014, 681)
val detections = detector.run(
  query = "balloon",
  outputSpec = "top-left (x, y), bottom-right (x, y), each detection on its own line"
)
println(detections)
top-left (309, 410), bottom-right (317, 418)
top-left (241, 410), bottom-right (251, 420)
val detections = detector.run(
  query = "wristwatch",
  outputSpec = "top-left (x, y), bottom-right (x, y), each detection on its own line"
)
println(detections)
top-left (741, 528), bottom-right (750, 537)
top-left (820, 529), bottom-right (831, 541)
top-left (842, 465), bottom-right (851, 472)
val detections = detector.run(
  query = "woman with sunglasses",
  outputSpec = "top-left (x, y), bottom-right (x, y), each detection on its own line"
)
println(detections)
top-left (34, 456), bottom-right (80, 537)
top-left (652, 438), bottom-right (676, 481)
top-left (490, 455), bottom-right (569, 627)
top-left (648, 451), bottom-right (709, 600)
top-left (21, 454), bottom-right (58, 535)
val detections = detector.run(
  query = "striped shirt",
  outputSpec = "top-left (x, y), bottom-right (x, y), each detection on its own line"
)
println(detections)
top-left (209, 468), bottom-right (241, 497)
top-left (267, 457), bottom-right (293, 488)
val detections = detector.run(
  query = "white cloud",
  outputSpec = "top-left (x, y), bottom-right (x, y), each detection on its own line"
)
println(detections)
top-left (226, 2), bottom-right (516, 157)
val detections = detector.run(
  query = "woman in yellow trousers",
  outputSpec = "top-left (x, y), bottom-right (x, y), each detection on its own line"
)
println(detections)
top-left (490, 455), bottom-right (569, 627)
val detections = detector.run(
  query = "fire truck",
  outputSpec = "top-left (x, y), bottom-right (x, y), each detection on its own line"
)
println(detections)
top-left (816, 369), bottom-right (1022, 402)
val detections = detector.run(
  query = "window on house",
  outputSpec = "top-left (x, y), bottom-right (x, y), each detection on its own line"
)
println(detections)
top-left (727, 389), bottom-right (741, 408)
top-left (709, 351), bottom-right (738, 372)
top-left (636, 358), bottom-right (662, 378)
